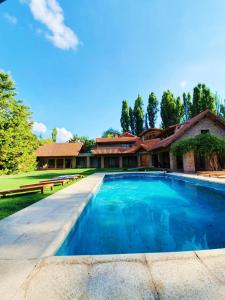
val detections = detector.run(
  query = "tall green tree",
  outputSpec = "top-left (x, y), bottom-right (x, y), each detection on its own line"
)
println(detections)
top-left (191, 83), bottom-right (216, 117)
top-left (69, 135), bottom-right (95, 153)
top-left (183, 92), bottom-right (192, 121)
top-left (0, 72), bottom-right (38, 174)
top-left (175, 96), bottom-right (184, 124)
top-left (144, 113), bottom-right (149, 130)
top-left (147, 92), bottom-right (158, 128)
top-left (129, 107), bottom-right (135, 134)
top-left (52, 127), bottom-right (57, 142)
top-left (133, 95), bottom-right (144, 135)
top-left (160, 90), bottom-right (177, 128)
top-left (102, 128), bottom-right (120, 138)
top-left (120, 100), bottom-right (130, 133)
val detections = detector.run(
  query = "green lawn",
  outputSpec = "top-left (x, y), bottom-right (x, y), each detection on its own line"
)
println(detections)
top-left (0, 168), bottom-right (96, 220)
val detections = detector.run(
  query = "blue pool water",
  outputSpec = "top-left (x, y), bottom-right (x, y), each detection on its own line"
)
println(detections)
top-left (57, 174), bottom-right (225, 255)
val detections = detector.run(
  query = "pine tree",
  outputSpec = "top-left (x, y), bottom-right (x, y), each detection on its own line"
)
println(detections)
top-left (52, 128), bottom-right (57, 142)
top-left (183, 92), bottom-right (192, 121)
top-left (0, 71), bottom-right (38, 174)
top-left (120, 100), bottom-right (130, 133)
top-left (129, 107), bottom-right (135, 134)
top-left (133, 95), bottom-right (144, 135)
top-left (147, 92), bottom-right (158, 128)
top-left (160, 90), bottom-right (177, 128)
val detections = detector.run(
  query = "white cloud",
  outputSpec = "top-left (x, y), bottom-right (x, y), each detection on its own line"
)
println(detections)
top-left (21, 0), bottom-right (79, 50)
top-left (3, 13), bottom-right (17, 25)
top-left (33, 121), bottom-right (47, 134)
top-left (180, 80), bottom-right (188, 88)
top-left (56, 127), bottom-right (73, 142)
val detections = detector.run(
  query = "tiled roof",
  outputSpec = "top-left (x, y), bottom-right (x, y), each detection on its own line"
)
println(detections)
top-left (92, 138), bottom-right (159, 155)
top-left (150, 110), bottom-right (225, 151)
top-left (96, 136), bottom-right (138, 143)
top-left (139, 128), bottom-right (163, 137)
top-left (36, 143), bottom-right (83, 157)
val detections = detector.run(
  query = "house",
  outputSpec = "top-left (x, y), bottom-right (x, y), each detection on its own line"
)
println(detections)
top-left (36, 110), bottom-right (225, 172)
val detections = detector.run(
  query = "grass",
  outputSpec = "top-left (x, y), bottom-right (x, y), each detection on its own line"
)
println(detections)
top-left (0, 167), bottom-right (159, 220)
top-left (0, 169), bottom-right (96, 220)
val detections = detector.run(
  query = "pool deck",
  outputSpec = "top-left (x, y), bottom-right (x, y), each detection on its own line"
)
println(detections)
top-left (1, 172), bottom-right (225, 299)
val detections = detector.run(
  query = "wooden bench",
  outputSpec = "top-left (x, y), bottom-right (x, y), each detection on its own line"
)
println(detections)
top-left (0, 186), bottom-right (44, 198)
top-left (39, 179), bottom-right (69, 185)
top-left (20, 183), bottom-right (54, 191)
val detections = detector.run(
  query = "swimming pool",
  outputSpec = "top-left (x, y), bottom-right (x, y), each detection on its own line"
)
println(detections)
top-left (56, 173), bottom-right (225, 255)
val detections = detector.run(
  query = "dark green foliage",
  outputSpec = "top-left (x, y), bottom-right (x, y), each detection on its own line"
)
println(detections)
top-left (171, 134), bottom-right (225, 158)
top-left (175, 96), bottom-right (184, 124)
top-left (129, 107), bottom-right (135, 134)
top-left (102, 128), bottom-right (120, 137)
top-left (147, 92), bottom-right (158, 128)
top-left (160, 90), bottom-right (178, 128)
top-left (120, 100), bottom-right (130, 133)
top-left (133, 95), bottom-right (144, 135)
top-left (0, 72), bottom-right (38, 174)
top-left (191, 84), bottom-right (216, 117)
top-left (183, 92), bottom-right (192, 121)
top-left (69, 134), bottom-right (95, 152)
top-left (144, 113), bottom-right (149, 130)
top-left (52, 128), bottom-right (57, 142)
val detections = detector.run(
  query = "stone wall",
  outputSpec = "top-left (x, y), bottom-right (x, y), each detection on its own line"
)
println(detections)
top-left (178, 118), bottom-right (225, 141)
top-left (183, 151), bottom-right (195, 172)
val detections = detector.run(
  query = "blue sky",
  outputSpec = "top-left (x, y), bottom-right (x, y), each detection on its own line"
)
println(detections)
top-left (1, 0), bottom-right (225, 141)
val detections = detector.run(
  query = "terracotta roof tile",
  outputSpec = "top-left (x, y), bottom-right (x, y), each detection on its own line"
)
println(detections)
top-left (150, 110), bottom-right (225, 151)
top-left (36, 143), bottom-right (83, 157)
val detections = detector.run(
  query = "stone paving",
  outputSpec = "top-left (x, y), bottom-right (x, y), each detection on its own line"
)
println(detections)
top-left (0, 172), bottom-right (225, 300)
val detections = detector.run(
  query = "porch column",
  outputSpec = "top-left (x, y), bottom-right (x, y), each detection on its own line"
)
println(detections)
top-left (86, 156), bottom-right (90, 168)
top-left (54, 159), bottom-right (57, 169)
top-left (149, 154), bottom-right (153, 167)
top-left (137, 154), bottom-right (141, 167)
top-left (101, 156), bottom-right (104, 169)
top-left (183, 151), bottom-right (195, 173)
top-left (169, 152), bottom-right (177, 170)
top-left (63, 158), bottom-right (65, 169)
top-left (119, 156), bottom-right (123, 168)
top-left (72, 157), bottom-right (76, 168)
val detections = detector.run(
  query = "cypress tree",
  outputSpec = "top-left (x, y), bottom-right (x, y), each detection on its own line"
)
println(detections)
top-left (160, 90), bottom-right (177, 128)
top-left (175, 96), bottom-right (184, 124)
top-left (133, 95), bottom-right (144, 135)
top-left (129, 107), bottom-right (135, 134)
top-left (52, 128), bottom-right (57, 142)
top-left (144, 113), bottom-right (149, 130)
top-left (147, 92), bottom-right (158, 128)
top-left (120, 100), bottom-right (130, 133)
top-left (183, 92), bottom-right (192, 121)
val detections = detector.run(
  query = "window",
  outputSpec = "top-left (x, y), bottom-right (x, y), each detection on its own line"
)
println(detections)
top-left (201, 129), bottom-right (210, 134)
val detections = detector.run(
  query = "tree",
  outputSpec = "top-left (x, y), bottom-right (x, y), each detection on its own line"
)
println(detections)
top-left (147, 92), bottom-right (158, 128)
top-left (120, 100), bottom-right (130, 133)
top-left (191, 83), bottom-right (216, 117)
top-left (69, 135), bottom-right (95, 153)
top-left (133, 95), bottom-right (144, 135)
top-left (183, 92), bottom-right (192, 121)
top-left (175, 96), bottom-right (184, 124)
top-left (160, 90), bottom-right (177, 128)
top-left (102, 128), bottom-right (120, 138)
top-left (144, 113), bottom-right (149, 130)
top-left (129, 107), bottom-right (135, 134)
top-left (52, 128), bottom-right (57, 142)
top-left (0, 71), bottom-right (38, 174)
